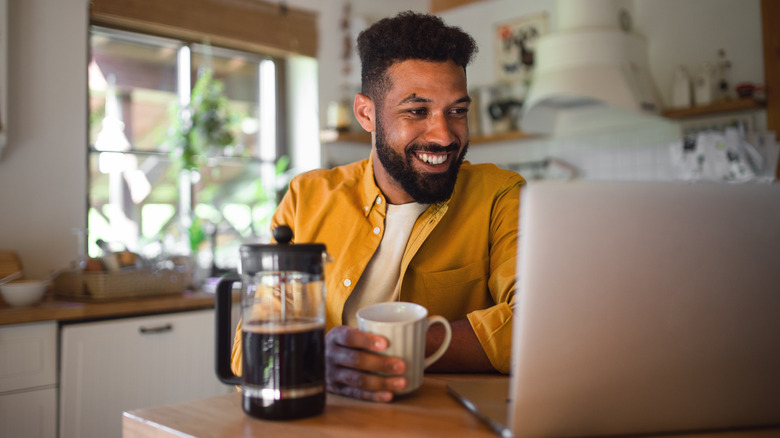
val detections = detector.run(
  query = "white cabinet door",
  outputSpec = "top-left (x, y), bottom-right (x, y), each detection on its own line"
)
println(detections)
top-left (0, 388), bottom-right (57, 438)
top-left (0, 322), bottom-right (57, 438)
top-left (0, 321), bottom-right (57, 393)
top-left (59, 309), bottom-right (235, 438)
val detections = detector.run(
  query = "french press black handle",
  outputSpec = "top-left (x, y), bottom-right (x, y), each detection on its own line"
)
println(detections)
top-left (215, 273), bottom-right (241, 386)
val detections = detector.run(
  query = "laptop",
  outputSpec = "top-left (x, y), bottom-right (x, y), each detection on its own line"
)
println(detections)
top-left (448, 181), bottom-right (780, 437)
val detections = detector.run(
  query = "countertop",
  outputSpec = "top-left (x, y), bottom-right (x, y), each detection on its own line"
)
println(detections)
top-left (0, 290), bottom-right (223, 326)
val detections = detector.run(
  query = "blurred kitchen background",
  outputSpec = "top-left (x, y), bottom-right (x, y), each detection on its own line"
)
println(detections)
top-left (0, 0), bottom-right (776, 281)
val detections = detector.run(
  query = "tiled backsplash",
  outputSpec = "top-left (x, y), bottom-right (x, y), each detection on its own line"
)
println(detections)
top-left (549, 125), bottom-right (681, 181)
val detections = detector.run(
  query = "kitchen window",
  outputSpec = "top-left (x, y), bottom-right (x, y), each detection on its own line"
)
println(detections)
top-left (87, 26), bottom-right (286, 274)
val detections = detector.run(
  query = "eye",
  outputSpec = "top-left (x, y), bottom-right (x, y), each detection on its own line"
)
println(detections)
top-left (407, 108), bottom-right (429, 116)
top-left (449, 107), bottom-right (469, 117)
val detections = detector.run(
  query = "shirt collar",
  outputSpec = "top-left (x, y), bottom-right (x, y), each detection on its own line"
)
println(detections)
top-left (361, 153), bottom-right (384, 217)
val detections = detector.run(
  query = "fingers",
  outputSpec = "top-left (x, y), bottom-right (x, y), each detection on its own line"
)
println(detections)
top-left (325, 326), bottom-right (408, 402)
top-left (326, 326), bottom-right (406, 374)
top-left (328, 340), bottom-right (405, 374)
top-left (327, 371), bottom-right (406, 403)
top-left (327, 325), bottom-right (388, 352)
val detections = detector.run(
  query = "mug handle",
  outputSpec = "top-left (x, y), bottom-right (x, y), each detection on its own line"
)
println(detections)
top-left (423, 315), bottom-right (452, 369)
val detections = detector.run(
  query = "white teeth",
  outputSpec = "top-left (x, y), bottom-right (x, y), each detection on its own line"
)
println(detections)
top-left (418, 153), bottom-right (446, 165)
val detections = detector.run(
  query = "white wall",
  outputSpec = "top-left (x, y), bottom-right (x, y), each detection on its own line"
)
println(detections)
top-left (440, 0), bottom-right (764, 104)
top-left (0, 0), bottom-right (88, 279)
top-left (634, 0), bottom-right (764, 107)
top-left (441, 0), bottom-right (556, 89)
top-left (0, 0), bottom-right (767, 278)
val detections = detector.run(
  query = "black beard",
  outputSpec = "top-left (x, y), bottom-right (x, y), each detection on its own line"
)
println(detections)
top-left (374, 118), bottom-right (468, 204)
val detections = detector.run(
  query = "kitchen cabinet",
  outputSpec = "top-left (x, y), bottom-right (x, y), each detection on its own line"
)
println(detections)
top-left (0, 321), bottom-right (58, 438)
top-left (59, 308), bottom-right (237, 438)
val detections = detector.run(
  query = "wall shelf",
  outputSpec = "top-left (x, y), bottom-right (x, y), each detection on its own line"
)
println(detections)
top-left (661, 98), bottom-right (765, 119)
top-left (472, 130), bottom-right (538, 144)
top-left (320, 129), bottom-right (537, 145)
top-left (322, 99), bottom-right (766, 145)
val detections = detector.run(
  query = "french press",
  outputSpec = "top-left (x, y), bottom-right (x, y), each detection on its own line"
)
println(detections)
top-left (215, 225), bottom-right (328, 420)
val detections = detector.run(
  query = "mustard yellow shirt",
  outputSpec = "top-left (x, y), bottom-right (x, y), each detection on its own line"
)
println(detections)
top-left (232, 155), bottom-right (524, 374)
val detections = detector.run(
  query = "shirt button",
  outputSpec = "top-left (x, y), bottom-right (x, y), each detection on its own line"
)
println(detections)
top-left (376, 197), bottom-right (382, 205)
top-left (343, 279), bottom-right (352, 287)
top-left (373, 227), bottom-right (381, 235)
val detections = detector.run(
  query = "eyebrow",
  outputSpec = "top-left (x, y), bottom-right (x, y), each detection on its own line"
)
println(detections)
top-left (398, 94), bottom-right (472, 105)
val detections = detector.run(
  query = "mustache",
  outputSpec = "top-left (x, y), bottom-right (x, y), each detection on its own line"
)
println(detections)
top-left (408, 142), bottom-right (459, 154)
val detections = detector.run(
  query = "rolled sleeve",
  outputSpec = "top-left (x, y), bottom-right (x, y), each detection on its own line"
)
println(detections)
top-left (467, 302), bottom-right (513, 374)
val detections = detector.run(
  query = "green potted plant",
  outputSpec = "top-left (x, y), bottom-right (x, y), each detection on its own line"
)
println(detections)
top-left (169, 68), bottom-right (237, 173)
top-left (165, 68), bottom-right (237, 257)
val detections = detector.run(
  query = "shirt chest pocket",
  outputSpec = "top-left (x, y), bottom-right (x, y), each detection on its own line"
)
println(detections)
top-left (414, 259), bottom-right (491, 319)
top-left (419, 259), bottom-right (487, 292)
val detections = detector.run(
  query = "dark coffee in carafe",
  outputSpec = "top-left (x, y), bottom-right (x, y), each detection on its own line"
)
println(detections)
top-left (242, 319), bottom-right (325, 419)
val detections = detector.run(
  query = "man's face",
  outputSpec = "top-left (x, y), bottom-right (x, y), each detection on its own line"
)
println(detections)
top-left (371, 60), bottom-right (470, 204)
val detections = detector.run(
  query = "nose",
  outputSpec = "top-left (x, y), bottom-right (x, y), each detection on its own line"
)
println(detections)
top-left (423, 112), bottom-right (461, 146)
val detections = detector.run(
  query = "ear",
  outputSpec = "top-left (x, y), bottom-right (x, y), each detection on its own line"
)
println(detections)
top-left (353, 93), bottom-right (376, 133)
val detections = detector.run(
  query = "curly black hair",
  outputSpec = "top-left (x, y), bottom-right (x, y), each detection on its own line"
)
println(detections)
top-left (357, 11), bottom-right (478, 104)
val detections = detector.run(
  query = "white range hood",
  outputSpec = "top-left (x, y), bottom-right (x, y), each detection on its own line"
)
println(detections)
top-left (521, 0), bottom-right (663, 134)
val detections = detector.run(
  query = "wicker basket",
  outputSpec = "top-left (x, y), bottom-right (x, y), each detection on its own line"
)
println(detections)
top-left (54, 268), bottom-right (191, 301)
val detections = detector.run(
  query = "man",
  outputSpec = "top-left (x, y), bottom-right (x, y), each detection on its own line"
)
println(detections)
top-left (232, 11), bottom-right (524, 403)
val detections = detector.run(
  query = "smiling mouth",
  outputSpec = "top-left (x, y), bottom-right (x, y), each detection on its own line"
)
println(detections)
top-left (415, 152), bottom-right (449, 166)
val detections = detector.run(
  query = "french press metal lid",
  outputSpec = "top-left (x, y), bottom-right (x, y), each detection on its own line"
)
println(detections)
top-left (238, 225), bottom-right (327, 276)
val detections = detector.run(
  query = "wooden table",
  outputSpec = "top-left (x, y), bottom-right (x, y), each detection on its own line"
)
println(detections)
top-left (123, 376), bottom-right (780, 438)
top-left (123, 376), bottom-right (495, 438)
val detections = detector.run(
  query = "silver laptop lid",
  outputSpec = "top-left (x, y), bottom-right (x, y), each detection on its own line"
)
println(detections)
top-left (510, 181), bottom-right (780, 437)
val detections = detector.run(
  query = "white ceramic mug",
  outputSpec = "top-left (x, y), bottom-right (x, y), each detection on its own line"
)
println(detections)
top-left (356, 302), bottom-right (452, 395)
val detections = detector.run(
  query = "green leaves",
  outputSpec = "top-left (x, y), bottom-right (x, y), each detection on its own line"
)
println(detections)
top-left (168, 69), bottom-right (236, 172)
top-left (188, 216), bottom-right (207, 252)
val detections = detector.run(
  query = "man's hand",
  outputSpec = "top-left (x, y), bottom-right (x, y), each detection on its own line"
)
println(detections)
top-left (325, 325), bottom-right (407, 402)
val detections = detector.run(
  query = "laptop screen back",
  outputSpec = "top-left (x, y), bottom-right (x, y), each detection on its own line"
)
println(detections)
top-left (509, 181), bottom-right (780, 437)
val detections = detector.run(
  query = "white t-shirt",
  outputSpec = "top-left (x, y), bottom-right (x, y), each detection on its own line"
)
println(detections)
top-left (342, 202), bottom-right (429, 326)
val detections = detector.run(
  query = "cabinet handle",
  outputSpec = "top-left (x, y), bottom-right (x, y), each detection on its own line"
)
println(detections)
top-left (139, 323), bottom-right (173, 334)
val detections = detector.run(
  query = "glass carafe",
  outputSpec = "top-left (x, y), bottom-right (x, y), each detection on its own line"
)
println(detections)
top-left (215, 225), bottom-right (328, 420)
